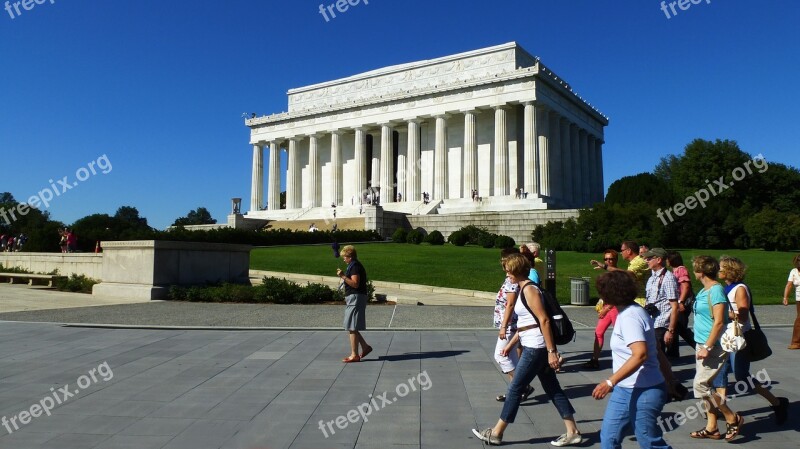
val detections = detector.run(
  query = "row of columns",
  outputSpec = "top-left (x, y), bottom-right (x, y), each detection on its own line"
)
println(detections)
top-left (250, 103), bottom-right (603, 211)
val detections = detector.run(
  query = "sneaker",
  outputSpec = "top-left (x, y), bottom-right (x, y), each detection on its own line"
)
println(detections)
top-left (472, 428), bottom-right (501, 445)
top-left (551, 432), bottom-right (581, 447)
top-left (774, 397), bottom-right (789, 425)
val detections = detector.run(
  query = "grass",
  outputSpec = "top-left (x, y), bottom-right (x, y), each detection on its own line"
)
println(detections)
top-left (251, 244), bottom-right (797, 305)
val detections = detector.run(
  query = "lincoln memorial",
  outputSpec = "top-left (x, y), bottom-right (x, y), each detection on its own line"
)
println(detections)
top-left (239, 42), bottom-right (608, 240)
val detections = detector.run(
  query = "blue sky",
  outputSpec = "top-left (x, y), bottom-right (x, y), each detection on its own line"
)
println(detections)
top-left (1, 0), bottom-right (797, 229)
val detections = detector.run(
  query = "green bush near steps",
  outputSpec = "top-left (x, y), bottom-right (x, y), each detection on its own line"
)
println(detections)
top-left (167, 276), bottom-right (376, 304)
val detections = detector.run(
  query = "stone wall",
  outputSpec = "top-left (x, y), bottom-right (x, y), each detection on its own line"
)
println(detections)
top-left (407, 209), bottom-right (580, 244)
top-left (0, 253), bottom-right (103, 279)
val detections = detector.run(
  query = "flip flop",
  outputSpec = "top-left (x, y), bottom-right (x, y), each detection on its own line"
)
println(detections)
top-left (360, 345), bottom-right (373, 359)
top-left (342, 355), bottom-right (361, 363)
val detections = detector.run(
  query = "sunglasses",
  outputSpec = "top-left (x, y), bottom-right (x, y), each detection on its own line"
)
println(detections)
top-left (603, 257), bottom-right (615, 261)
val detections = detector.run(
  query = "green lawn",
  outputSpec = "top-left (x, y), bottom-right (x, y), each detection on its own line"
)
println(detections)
top-left (251, 244), bottom-right (796, 304)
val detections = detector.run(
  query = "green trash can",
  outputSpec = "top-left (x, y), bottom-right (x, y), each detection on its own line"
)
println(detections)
top-left (570, 277), bottom-right (590, 305)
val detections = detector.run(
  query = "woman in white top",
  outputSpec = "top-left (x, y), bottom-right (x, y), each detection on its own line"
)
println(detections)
top-left (784, 254), bottom-right (800, 349)
top-left (472, 253), bottom-right (582, 447)
top-left (592, 270), bottom-right (672, 449)
top-left (718, 256), bottom-right (788, 425)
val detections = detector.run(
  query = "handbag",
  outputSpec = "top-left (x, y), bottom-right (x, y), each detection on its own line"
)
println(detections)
top-left (742, 287), bottom-right (772, 361)
top-left (720, 301), bottom-right (746, 353)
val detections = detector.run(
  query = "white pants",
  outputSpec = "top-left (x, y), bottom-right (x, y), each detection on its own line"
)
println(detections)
top-left (494, 329), bottom-right (520, 373)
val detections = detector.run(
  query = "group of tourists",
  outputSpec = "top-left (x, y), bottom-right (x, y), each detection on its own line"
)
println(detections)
top-left (57, 228), bottom-right (77, 253)
top-left (333, 243), bottom-right (797, 448)
top-left (0, 233), bottom-right (27, 252)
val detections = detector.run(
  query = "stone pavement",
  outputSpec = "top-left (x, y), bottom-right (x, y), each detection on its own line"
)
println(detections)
top-left (0, 284), bottom-right (798, 448)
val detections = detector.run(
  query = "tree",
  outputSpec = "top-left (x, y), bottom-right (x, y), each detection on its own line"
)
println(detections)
top-left (173, 207), bottom-right (217, 226)
top-left (605, 173), bottom-right (673, 207)
top-left (114, 206), bottom-right (149, 228)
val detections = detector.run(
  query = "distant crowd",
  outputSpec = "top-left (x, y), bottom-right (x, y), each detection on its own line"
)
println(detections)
top-left (0, 233), bottom-right (27, 252)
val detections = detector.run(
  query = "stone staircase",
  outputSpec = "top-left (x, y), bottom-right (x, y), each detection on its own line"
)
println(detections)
top-left (436, 194), bottom-right (549, 214)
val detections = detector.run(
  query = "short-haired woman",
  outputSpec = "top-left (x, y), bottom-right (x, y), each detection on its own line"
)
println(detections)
top-left (472, 253), bottom-right (582, 447)
top-left (784, 254), bottom-right (800, 349)
top-left (592, 270), bottom-right (672, 449)
top-left (337, 245), bottom-right (372, 363)
top-left (689, 256), bottom-right (743, 441)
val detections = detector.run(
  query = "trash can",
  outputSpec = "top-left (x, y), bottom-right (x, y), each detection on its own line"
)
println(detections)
top-left (570, 277), bottom-right (590, 305)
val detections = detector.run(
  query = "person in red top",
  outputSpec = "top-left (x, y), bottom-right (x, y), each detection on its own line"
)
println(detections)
top-left (66, 229), bottom-right (77, 253)
top-left (666, 251), bottom-right (696, 357)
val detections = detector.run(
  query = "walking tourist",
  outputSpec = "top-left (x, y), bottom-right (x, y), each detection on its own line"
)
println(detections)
top-left (784, 254), bottom-right (800, 349)
top-left (603, 241), bottom-right (650, 306)
top-left (585, 250), bottom-right (620, 369)
top-left (494, 248), bottom-right (535, 402)
top-left (716, 256), bottom-right (788, 425)
top-left (665, 251), bottom-right (695, 357)
top-left (689, 256), bottom-right (743, 442)
top-left (592, 270), bottom-right (673, 449)
top-left (336, 245), bottom-right (372, 363)
top-left (472, 253), bottom-right (582, 447)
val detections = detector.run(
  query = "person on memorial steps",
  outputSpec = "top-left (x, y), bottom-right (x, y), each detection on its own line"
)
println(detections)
top-left (337, 245), bottom-right (372, 363)
top-left (591, 270), bottom-right (673, 449)
top-left (472, 253), bottom-right (582, 447)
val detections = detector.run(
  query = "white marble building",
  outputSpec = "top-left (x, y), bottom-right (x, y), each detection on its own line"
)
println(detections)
top-left (244, 42), bottom-right (608, 220)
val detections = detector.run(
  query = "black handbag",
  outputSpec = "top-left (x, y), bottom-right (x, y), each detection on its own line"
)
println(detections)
top-left (742, 287), bottom-right (772, 362)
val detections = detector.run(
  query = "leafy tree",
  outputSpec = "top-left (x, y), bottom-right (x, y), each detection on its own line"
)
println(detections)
top-left (605, 173), bottom-right (673, 207)
top-left (0, 192), bottom-right (16, 204)
top-left (114, 206), bottom-right (149, 228)
top-left (173, 207), bottom-right (217, 226)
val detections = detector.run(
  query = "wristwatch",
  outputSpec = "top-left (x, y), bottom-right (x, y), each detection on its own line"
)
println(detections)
top-left (702, 344), bottom-right (714, 351)
top-left (605, 379), bottom-right (614, 388)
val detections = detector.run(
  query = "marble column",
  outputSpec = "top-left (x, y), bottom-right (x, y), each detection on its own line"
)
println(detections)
top-left (560, 119), bottom-right (572, 207)
top-left (267, 141), bottom-right (281, 210)
top-left (548, 111), bottom-right (562, 202)
top-left (380, 124), bottom-right (394, 203)
top-left (354, 128), bottom-right (367, 202)
top-left (250, 144), bottom-right (263, 212)
top-left (434, 115), bottom-right (448, 200)
top-left (406, 120), bottom-right (421, 203)
top-left (494, 106), bottom-right (509, 196)
top-left (523, 102), bottom-right (538, 196)
top-left (308, 135), bottom-right (320, 207)
top-left (537, 107), bottom-right (551, 197)
top-left (569, 124), bottom-right (580, 208)
top-left (594, 139), bottom-right (604, 203)
top-left (370, 131), bottom-right (380, 190)
top-left (287, 139), bottom-right (300, 209)
top-left (579, 130), bottom-right (590, 207)
top-left (462, 110), bottom-right (478, 199)
top-left (587, 136), bottom-right (597, 205)
top-left (330, 132), bottom-right (342, 206)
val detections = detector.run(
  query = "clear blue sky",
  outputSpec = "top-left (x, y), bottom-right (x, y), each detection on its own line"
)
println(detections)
top-left (2, 0), bottom-right (798, 229)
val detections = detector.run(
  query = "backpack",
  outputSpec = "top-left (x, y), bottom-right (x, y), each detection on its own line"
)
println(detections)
top-left (518, 281), bottom-right (576, 346)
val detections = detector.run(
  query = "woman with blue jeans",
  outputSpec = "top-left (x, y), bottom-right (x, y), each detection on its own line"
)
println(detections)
top-left (592, 270), bottom-right (672, 449)
top-left (472, 253), bottom-right (582, 447)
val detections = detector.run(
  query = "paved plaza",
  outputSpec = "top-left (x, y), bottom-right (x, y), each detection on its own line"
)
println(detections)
top-left (0, 285), bottom-right (798, 448)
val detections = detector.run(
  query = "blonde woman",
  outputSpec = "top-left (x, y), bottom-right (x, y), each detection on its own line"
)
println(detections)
top-left (336, 245), bottom-right (372, 363)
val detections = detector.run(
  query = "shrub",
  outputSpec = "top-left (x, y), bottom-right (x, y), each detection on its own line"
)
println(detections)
top-left (406, 229), bottom-right (424, 244)
top-left (391, 228), bottom-right (408, 243)
top-left (460, 225), bottom-right (491, 245)
top-left (255, 277), bottom-right (299, 304)
top-left (54, 274), bottom-right (99, 294)
top-left (479, 232), bottom-right (498, 248)
top-left (296, 282), bottom-right (336, 304)
top-left (0, 264), bottom-right (33, 274)
top-left (494, 235), bottom-right (516, 249)
top-left (424, 230), bottom-right (445, 245)
top-left (447, 230), bottom-right (469, 246)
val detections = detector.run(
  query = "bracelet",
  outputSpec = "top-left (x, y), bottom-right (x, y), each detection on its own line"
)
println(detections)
top-left (605, 379), bottom-right (614, 388)
top-left (547, 348), bottom-right (557, 354)
top-left (667, 328), bottom-right (675, 333)
top-left (702, 344), bottom-right (713, 351)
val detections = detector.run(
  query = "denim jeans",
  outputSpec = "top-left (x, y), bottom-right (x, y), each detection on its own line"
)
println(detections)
top-left (600, 383), bottom-right (672, 449)
top-left (500, 346), bottom-right (575, 423)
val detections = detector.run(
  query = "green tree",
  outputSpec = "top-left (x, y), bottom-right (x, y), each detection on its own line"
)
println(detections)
top-left (605, 173), bottom-right (673, 207)
top-left (114, 206), bottom-right (149, 228)
top-left (173, 207), bottom-right (217, 226)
